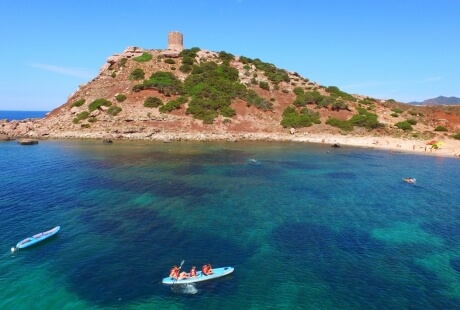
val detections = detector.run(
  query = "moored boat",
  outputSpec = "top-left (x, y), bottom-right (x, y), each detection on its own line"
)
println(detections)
top-left (162, 266), bottom-right (234, 285)
top-left (13, 226), bottom-right (60, 250)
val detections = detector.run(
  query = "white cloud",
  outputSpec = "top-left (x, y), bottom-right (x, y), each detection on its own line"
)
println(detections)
top-left (29, 63), bottom-right (93, 78)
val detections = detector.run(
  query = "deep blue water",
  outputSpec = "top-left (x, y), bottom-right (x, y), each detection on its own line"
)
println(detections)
top-left (0, 110), bottom-right (48, 121)
top-left (1, 139), bottom-right (460, 309)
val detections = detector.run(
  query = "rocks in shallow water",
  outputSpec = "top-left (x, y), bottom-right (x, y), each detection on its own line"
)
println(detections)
top-left (103, 138), bottom-right (113, 144)
top-left (18, 139), bottom-right (38, 145)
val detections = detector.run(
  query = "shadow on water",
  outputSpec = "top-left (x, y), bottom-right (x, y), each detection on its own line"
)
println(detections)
top-left (271, 220), bottom-right (460, 308)
top-left (57, 207), bottom-right (248, 307)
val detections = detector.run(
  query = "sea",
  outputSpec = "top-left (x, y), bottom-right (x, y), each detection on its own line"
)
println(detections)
top-left (0, 110), bottom-right (49, 121)
top-left (1, 112), bottom-right (460, 309)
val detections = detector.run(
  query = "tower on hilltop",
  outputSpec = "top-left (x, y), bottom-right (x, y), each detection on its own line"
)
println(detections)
top-left (167, 31), bottom-right (184, 52)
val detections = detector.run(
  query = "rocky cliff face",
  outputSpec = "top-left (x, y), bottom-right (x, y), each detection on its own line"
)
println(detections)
top-left (2, 46), bottom-right (460, 141)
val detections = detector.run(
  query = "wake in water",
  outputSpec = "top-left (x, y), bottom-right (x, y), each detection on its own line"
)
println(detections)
top-left (171, 283), bottom-right (198, 295)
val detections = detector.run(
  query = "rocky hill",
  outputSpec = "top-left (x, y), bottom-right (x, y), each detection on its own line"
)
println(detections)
top-left (2, 42), bottom-right (460, 142)
top-left (409, 96), bottom-right (460, 106)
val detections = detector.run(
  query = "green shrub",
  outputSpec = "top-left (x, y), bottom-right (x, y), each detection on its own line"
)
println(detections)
top-left (259, 81), bottom-right (270, 90)
top-left (326, 117), bottom-right (354, 131)
top-left (434, 126), bottom-right (448, 132)
top-left (331, 100), bottom-right (349, 111)
top-left (140, 71), bottom-right (184, 95)
top-left (358, 97), bottom-right (377, 105)
top-left (81, 123), bottom-right (90, 128)
top-left (71, 99), bottom-right (85, 108)
top-left (179, 64), bottom-right (192, 73)
top-left (88, 117), bottom-right (97, 123)
top-left (395, 121), bottom-right (413, 131)
top-left (390, 113), bottom-right (399, 117)
top-left (159, 96), bottom-right (188, 113)
top-left (111, 71), bottom-right (117, 78)
top-left (115, 94), bottom-right (127, 102)
top-left (453, 133), bottom-right (460, 140)
top-left (72, 111), bottom-right (90, 124)
top-left (107, 105), bottom-right (122, 116)
top-left (407, 119), bottom-right (417, 125)
top-left (144, 97), bottom-right (163, 108)
top-left (88, 98), bottom-right (112, 112)
top-left (325, 86), bottom-right (356, 102)
top-left (280, 106), bottom-right (321, 128)
top-left (293, 87), bottom-right (304, 96)
top-left (164, 58), bottom-right (176, 64)
top-left (350, 108), bottom-right (383, 129)
top-left (133, 52), bottom-right (152, 62)
top-left (129, 68), bottom-right (145, 80)
top-left (252, 58), bottom-right (290, 84)
top-left (243, 89), bottom-right (273, 111)
top-left (293, 90), bottom-right (323, 107)
top-left (392, 108), bottom-right (404, 114)
top-left (218, 51), bottom-right (235, 63)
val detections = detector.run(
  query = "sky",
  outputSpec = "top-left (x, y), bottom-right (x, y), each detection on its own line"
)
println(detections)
top-left (0, 0), bottom-right (459, 111)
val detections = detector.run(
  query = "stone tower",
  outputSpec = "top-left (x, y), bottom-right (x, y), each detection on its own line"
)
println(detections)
top-left (167, 31), bottom-right (184, 52)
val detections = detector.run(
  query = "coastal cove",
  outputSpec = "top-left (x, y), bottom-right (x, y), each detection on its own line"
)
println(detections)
top-left (1, 139), bottom-right (460, 309)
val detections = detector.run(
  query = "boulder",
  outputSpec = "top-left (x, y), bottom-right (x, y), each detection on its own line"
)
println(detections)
top-left (70, 106), bottom-right (80, 114)
top-left (18, 139), bottom-right (38, 145)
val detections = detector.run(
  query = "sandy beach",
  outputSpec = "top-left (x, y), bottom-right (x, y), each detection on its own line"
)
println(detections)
top-left (287, 133), bottom-right (460, 159)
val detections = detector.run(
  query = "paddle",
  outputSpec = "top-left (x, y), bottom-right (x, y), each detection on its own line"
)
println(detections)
top-left (172, 259), bottom-right (185, 286)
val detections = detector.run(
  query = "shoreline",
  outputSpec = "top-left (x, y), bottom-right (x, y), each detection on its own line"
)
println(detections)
top-left (15, 129), bottom-right (460, 159)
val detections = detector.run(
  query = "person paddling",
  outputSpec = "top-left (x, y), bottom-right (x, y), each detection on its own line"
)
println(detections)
top-left (169, 265), bottom-right (179, 279)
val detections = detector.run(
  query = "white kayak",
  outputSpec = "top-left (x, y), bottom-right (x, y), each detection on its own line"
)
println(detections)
top-left (162, 266), bottom-right (234, 285)
top-left (15, 226), bottom-right (60, 249)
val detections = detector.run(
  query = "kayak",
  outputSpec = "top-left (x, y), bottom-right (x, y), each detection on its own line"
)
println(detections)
top-left (162, 266), bottom-right (234, 284)
top-left (15, 226), bottom-right (60, 249)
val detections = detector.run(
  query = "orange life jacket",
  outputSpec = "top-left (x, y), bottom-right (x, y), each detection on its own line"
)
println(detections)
top-left (170, 267), bottom-right (179, 278)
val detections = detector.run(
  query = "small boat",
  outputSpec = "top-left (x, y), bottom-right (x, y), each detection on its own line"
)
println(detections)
top-left (403, 178), bottom-right (416, 184)
top-left (162, 267), bottom-right (234, 285)
top-left (13, 226), bottom-right (60, 250)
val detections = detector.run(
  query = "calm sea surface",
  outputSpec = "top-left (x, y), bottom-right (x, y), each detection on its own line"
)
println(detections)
top-left (1, 139), bottom-right (459, 309)
top-left (0, 110), bottom-right (48, 121)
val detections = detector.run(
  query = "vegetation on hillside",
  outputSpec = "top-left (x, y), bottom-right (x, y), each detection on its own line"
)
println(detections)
top-left (280, 106), bottom-right (321, 128)
top-left (63, 47), bottom-right (460, 138)
top-left (325, 107), bottom-right (383, 132)
top-left (132, 52), bottom-right (152, 62)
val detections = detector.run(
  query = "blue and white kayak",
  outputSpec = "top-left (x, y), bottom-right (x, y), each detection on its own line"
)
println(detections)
top-left (14, 226), bottom-right (60, 250)
top-left (162, 267), bottom-right (234, 285)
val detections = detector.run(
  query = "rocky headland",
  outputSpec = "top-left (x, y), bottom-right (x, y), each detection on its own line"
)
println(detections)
top-left (2, 33), bottom-right (460, 157)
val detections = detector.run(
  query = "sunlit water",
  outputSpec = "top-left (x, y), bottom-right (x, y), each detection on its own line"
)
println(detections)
top-left (1, 139), bottom-right (459, 309)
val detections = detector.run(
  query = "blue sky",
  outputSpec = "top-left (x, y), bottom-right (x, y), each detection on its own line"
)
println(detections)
top-left (0, 0), bottom-right (459, 111)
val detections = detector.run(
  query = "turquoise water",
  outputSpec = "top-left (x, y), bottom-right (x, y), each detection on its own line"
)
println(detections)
top-left (1, 139), bottom-right (460, 309)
